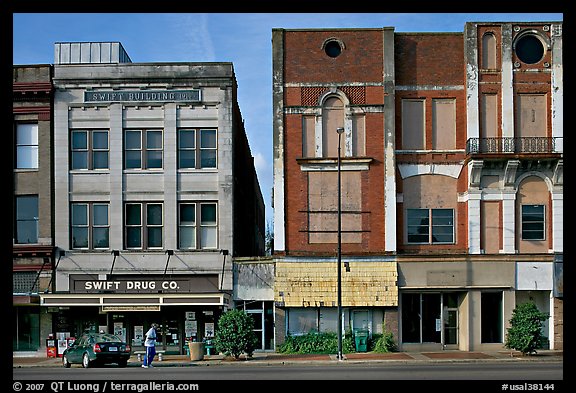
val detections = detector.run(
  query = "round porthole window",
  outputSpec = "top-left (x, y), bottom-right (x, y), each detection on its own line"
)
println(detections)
top-left (324, 40), bottom-right (342, 58)
top-left (515, 34), bottom-right (545, 64)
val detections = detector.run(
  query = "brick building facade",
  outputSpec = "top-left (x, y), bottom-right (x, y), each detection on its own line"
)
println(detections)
top-left (272, 22), bottom-right (563, 351)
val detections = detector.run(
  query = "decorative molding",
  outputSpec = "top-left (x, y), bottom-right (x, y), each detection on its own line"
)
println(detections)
top-left (504, 160), bottom-right (520, 186)
top-left (397, 163), bottom-right (463, 179)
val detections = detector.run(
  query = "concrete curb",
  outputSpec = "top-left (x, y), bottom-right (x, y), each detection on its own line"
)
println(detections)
top-left (13, 351), bottom-right (563, 368)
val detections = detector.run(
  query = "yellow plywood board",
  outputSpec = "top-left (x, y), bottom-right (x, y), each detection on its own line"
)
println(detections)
top-left (275, 261), bottom-right (398, 307)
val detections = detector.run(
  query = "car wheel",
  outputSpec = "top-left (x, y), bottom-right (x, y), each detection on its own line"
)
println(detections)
top-left (118, 359), bottom-right (128, 367)
top-left (62, 355), bottom-right (71, 368)
top-left (82, 353), bottom-right (92, 368)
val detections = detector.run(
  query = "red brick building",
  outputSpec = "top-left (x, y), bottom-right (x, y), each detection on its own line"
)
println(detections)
top-left (272, 22), bottom-right (562, 351)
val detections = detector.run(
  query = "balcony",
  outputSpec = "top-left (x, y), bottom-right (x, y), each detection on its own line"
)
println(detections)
top-left (466, 137), bottom-right (562, 157)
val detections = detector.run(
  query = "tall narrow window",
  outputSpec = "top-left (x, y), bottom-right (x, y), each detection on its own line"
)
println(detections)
top-left (432, 99), bottom-right (456, 150)
top-left (407, 209), bottom-right (429, 243)
top-left (321, 97), bottom-right (344, 157)
top-left (352, 115), bottom-right (365, 156)
top-left (146, 131), bottom-right (163, 169)
top-left (521, 205), bottom-right (545, 240)
top-left (302, 116), bottom-right (316, 157)
top-left (71, 203), bottom-right (89, 249)
top-left (178, 203), bottom-right (196, 249)
top-left (480, 94), bottom-right (498, 140)
top-left (15, 195), bottom-right (38, 244)
top-left (125, 203), bottom-right (142, 248)
top-left (16, 123), bottom-right (38, 169)
top-left (431, 209), bottom-right (455, 243)
top-left (92, 204), bottom-right (110, 248)
top-left (178, 129), bottom-right (196, 168)
top-left (482, 33), bottom-right (497, 69)
top-left (147, 204), bottom-right (163, 248)
top-left (200, 129), bottom-right (217, 168)
top-left (200, 203), bottom-right (217, 249)
top-left (402, 99), bottom-right (425, 150)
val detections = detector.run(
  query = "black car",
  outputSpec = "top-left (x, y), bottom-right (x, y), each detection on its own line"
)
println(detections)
top-left (62, 333), bottom-right (131, 368)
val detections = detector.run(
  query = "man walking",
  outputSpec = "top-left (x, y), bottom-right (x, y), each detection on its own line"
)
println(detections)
top-left (142, 323), bottom-right (158, 368)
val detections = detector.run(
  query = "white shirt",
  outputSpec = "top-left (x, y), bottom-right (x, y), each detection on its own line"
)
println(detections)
top-left (144, 327), bottom-right (156, 347)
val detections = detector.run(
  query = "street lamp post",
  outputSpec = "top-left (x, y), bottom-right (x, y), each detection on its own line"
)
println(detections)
top-left (336, 127), bottom-right (345, 361)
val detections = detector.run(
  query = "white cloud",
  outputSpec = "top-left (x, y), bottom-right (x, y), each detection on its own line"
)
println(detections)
top-left (253, 152), bottom-right (267, 174)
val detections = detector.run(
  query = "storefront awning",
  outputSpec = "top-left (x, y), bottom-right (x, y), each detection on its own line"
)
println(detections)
top-left (40, 292), bottom-right (230, 308)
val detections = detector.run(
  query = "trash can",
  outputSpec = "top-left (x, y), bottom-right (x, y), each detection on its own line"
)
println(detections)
top-left (188, 341), bottom-right (204, 361)
top-left (354, 329), bottom-right (369, 352)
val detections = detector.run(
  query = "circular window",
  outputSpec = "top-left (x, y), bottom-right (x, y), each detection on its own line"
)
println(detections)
top-left (515, 34), bottom-right (545, 64)
top-left (324, 40), bottom-right (342, 58)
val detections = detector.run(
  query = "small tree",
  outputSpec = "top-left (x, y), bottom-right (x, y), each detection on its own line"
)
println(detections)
top-left (214, 309), bottom-right (258, 359)
top-left (505, 302), bottom-right (549, 355)
top-left (265, 221), bottom-right (274, 256)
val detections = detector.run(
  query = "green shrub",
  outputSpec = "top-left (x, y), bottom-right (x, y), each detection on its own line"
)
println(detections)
top-left (278, 330), bottom-right (354, 354)
top-left (213, 309), bottom-right (259, 359)
top-left (505, 302), bottom-right (549, 355)
top-left (369, 331), bottom-right (398, 353)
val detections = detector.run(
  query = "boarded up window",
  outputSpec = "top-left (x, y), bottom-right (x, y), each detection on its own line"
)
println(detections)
top-left (402, 99), bottom-right (425, 150)
top-left (481, 94), bottom-right (498, 138)
top-left (302, 116), bottom-right (316, 157)
top-left (352, 114), bottom-right (365, 156)
top-left (322, 97), bottom-right (344, 157)
top-left (308, 171), bottom-right (362, 244)
top-left (481, 201), bottom-right (501, 254)
top-left (432, 99), bottom-right (456, 150)
top-left (515, 94), bottom-right (547, 138)
top-left (482, 33), bottom-right (497, 69)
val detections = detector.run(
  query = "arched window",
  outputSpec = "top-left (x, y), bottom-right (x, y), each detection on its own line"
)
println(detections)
top-left (321, 96), bottom-right (344, 158)
top-left (482, 33), bottom-right (497, 69)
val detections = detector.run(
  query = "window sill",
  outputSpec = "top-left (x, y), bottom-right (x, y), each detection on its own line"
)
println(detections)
top-left (296, 157), bottom-right (373, 171)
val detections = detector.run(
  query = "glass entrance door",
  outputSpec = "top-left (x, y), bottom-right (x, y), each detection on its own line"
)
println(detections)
top-left (246, 309), bottom-right (264, 351)
top-left (442, 293), bottom-right (459, 347)
top-left (159, 319), bottom-right (180, 354)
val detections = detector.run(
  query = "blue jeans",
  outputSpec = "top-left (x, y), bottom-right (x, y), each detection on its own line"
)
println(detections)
top-left (143, 346), bottom-right (156, 366)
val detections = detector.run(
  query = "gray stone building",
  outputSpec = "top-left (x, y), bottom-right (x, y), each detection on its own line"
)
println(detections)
top-left (40, 42), bottom-right (265, 355)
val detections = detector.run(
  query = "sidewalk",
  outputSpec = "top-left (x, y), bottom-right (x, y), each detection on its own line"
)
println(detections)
top-left (13, 349), bottom-right (563, 368)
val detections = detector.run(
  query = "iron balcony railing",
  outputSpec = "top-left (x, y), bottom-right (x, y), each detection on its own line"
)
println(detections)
top-left (466, 137), bottom-right (561, 155)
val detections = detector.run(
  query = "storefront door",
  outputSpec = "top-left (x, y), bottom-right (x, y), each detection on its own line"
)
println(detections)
top-left (246, 309), bottom-right (264, 351)
top-left (159, 318), bottom-right (180, 354)
top-left (442, 293), bottom-right (459, 347)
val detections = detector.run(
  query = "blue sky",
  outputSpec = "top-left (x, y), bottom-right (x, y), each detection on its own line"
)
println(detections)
top-left (12, 13), bottom-right (563, 226)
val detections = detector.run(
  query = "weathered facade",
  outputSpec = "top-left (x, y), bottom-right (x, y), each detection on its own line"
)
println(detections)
top-left (13, 64), bottom-right (55, 353)
top-left (272, 22), bottom-right (563, 351)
